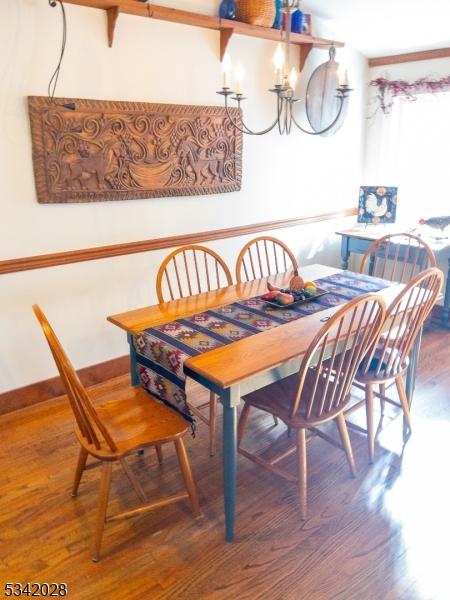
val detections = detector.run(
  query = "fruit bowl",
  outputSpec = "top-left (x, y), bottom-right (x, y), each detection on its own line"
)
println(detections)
top-left (260, 280), bottom-right (328, 309)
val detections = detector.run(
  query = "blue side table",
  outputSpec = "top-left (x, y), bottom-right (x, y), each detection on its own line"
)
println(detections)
top-left (336, 228), bottom-right (450, 329)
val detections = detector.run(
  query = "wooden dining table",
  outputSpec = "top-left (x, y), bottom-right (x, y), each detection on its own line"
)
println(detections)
top-left (107, 263), bottom-right (413, 542)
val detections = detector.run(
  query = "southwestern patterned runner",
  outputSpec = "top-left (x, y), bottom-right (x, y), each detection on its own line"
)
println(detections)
top-left (133, 271), bottom-right (393, 423)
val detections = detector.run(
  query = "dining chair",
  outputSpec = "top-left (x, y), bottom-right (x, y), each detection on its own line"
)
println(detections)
top-left (156, 244), bottom-right (233, 303)
top-left (358, 233), bottom-right (437, 408)
top-left (354, 267), bottom-right (443, 462)
top-left (33, 305), bottom-right (200, 562)
top-left (156, 245), bottom-right (233, 456)
top-left (359, 232), bottom-right (436, 284)
top-left (237, 294), bottom-right (386, 520)
top-left (235, 236), bottom-right (299, 283)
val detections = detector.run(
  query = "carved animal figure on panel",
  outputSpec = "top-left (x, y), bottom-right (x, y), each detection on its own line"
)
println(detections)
top-left (64, 140), bottom-right (119, 190)
top-left (178, 139), bottom-right (226, 185)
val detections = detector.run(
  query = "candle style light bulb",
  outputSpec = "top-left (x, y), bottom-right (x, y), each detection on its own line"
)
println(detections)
top-left (273, 43), bottom-right (285, 85)
top-left (222, 52), bottom-right (232, 89)
top-left (337, 63), bottom-right (348, 87)
top-left (235, 61), bottom-right (245, 95)
top-left (288, 67), bottom-right (298, 90)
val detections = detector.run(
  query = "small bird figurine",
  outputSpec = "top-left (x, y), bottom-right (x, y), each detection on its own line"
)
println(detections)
top-left (419, 216), bottom-right (450, 232)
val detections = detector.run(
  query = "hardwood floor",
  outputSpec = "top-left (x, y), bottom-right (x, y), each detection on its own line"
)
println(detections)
top-left (1, 323), bottom-right (449, 599)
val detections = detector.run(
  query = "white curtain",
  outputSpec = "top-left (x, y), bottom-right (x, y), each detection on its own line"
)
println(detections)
top-left (364, 91), bottom-right (450, 226)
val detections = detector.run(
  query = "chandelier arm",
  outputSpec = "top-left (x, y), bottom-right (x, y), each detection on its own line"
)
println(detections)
top-left (286, 101), bottom-right (293, 135)
top-left (223, 95), bottom-right (280, 136)
top-left (277, 96), bottom-right (287, 135)
top-left (290, 95), bottom-right (346, 136)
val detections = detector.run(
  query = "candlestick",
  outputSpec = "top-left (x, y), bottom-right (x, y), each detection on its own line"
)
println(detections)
top-left (222, 52), bottom-right (231, 89)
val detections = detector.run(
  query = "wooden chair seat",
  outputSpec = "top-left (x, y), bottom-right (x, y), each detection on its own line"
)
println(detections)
top-left (356, 347), bottom-right (409, 384)
top-left (87, 387), bottom-right (188, 459)
top-left (242, 369), bottom-right (351, 429)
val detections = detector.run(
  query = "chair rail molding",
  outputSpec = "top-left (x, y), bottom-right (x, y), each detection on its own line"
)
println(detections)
top-left (0, 208), bottom-right (357, 275)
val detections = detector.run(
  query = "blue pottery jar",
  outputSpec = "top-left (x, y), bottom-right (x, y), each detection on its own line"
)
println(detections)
top-left (272, 0), bottom-right (283, 29)
top-left (219, 0), bottom-right (236, 19)
top-left (291, 9), bottom-right (303, 33)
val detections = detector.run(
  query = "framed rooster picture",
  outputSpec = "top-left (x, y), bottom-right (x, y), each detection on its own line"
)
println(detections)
top-left (358, 186), bottom-right (397, 224)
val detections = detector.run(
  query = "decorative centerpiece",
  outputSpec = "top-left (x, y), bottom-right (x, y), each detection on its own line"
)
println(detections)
top-left (261, 275), bottom-right (327, 307)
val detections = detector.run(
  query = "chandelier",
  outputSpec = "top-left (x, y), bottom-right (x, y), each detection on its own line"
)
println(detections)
top-left (217, 0), bottom-right (352, 136)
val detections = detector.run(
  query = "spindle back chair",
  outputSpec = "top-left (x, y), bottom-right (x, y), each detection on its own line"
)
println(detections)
top-left (359, 233), bottom-right (436, 284)
top-left (156, 244), bottom-right (233, 303)
top-left (33, 305), bottom-right (199, 561)
top-left (356, 267), bottom-right (443, 461)
top-left (238, 293), bottom-right (386, 519)
top-left (155, 245), bottom-right (233, 455)
top-left (235, 236), bottom-right (299, 283)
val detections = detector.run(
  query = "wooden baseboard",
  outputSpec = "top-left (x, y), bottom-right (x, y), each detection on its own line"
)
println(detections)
top-left (0, 355), bottom-right (129, 416)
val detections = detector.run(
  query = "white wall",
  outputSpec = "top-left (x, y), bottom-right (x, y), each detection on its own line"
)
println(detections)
top-left (0, 0), bottom-right (367, 392)
top-left (363, 57), bottom-right (450, 292)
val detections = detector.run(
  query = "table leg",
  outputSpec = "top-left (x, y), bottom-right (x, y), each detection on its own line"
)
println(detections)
top-left (127, 333), bottom-right (139, 386)
top-left (442, 257), bottom-right (450, 329)
top-left (221, 385), bottom-right (241, 542)
top-left (404, 326), bottom-right (423, 438)
top-left (340, 236), bottom-right (350, 270)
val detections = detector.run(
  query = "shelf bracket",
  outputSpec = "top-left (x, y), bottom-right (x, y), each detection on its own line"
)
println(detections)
top-left (220, 28), bottom-right (234, 62)
top-left (299, 43), bottom-right (313, 72)
top-left (107, 6), bottom-right (121, 48)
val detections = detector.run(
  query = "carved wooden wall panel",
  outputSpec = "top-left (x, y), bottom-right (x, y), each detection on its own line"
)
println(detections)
top-left (28, 96), bottom-right (242, 203)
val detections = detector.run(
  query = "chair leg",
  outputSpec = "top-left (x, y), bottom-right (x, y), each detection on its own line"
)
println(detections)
top-left (296, 429), bottom-right (307, 520)
top-left (174, 438), bottom-right (200, 516)
top-left (365, 383), bottom-right (375, 464)
top-left (379, 383), bottom-right (386, 415)
top-left (91, 462), bottom-right (112, 563)
top-left (395, 375), bottom-right (413, 434)
top-left (72, 447), bottom-right (88, 497)
top-left (237, 402), bottom-right (251, 446)
top-left (209, 392), bottom-right (218, 457)
top-left (335, 413), bottom-right (356, 478)
top-left (120, 458), bottom-right (147, 503)
top-left (155, 444), bottom-right (163, 464)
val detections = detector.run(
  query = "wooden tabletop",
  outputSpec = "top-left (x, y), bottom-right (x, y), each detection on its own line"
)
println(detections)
top-left (107, 264), bottom-right (336, 333)
top-left (108, 264), bottom-right (404, 390)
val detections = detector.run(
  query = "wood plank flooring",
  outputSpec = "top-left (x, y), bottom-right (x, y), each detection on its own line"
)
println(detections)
top-left (1, 323), bottom-right (449, 599)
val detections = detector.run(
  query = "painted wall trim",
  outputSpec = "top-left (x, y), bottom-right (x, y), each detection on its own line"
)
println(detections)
top-left (0, 208), bottom-right (357, 275)
top-left (368, 47), bottom-right (450, 67)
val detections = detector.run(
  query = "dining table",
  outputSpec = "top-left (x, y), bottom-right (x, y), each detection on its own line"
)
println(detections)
top-left (107, 263), bottom-right (414, 542)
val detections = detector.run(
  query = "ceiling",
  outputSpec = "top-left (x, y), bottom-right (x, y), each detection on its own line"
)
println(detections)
top-left (302, 0), bottom-right (450, 58)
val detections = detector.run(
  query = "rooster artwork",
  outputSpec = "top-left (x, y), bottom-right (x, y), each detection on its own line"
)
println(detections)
top-left (358, 186), bottom-right (397, 224)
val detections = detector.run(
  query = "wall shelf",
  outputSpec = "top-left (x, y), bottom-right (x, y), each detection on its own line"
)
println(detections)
top-left (62, 0), bottom-right (344, 71)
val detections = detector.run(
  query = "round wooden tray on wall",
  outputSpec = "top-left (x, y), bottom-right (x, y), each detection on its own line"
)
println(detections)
top-left (305, 47), bottom-right (348, 136)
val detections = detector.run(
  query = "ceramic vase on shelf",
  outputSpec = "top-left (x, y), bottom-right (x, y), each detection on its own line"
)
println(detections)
top-left (291, 9), bottom-right (303, 33)
top-left (219, 0), bottom-right (236, 19)
top-left (273, 0), bottom-right (283, 29)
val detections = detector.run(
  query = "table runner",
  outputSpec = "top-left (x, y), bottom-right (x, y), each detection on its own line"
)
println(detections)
top-left (133, 271), bottom-right (393, 424)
